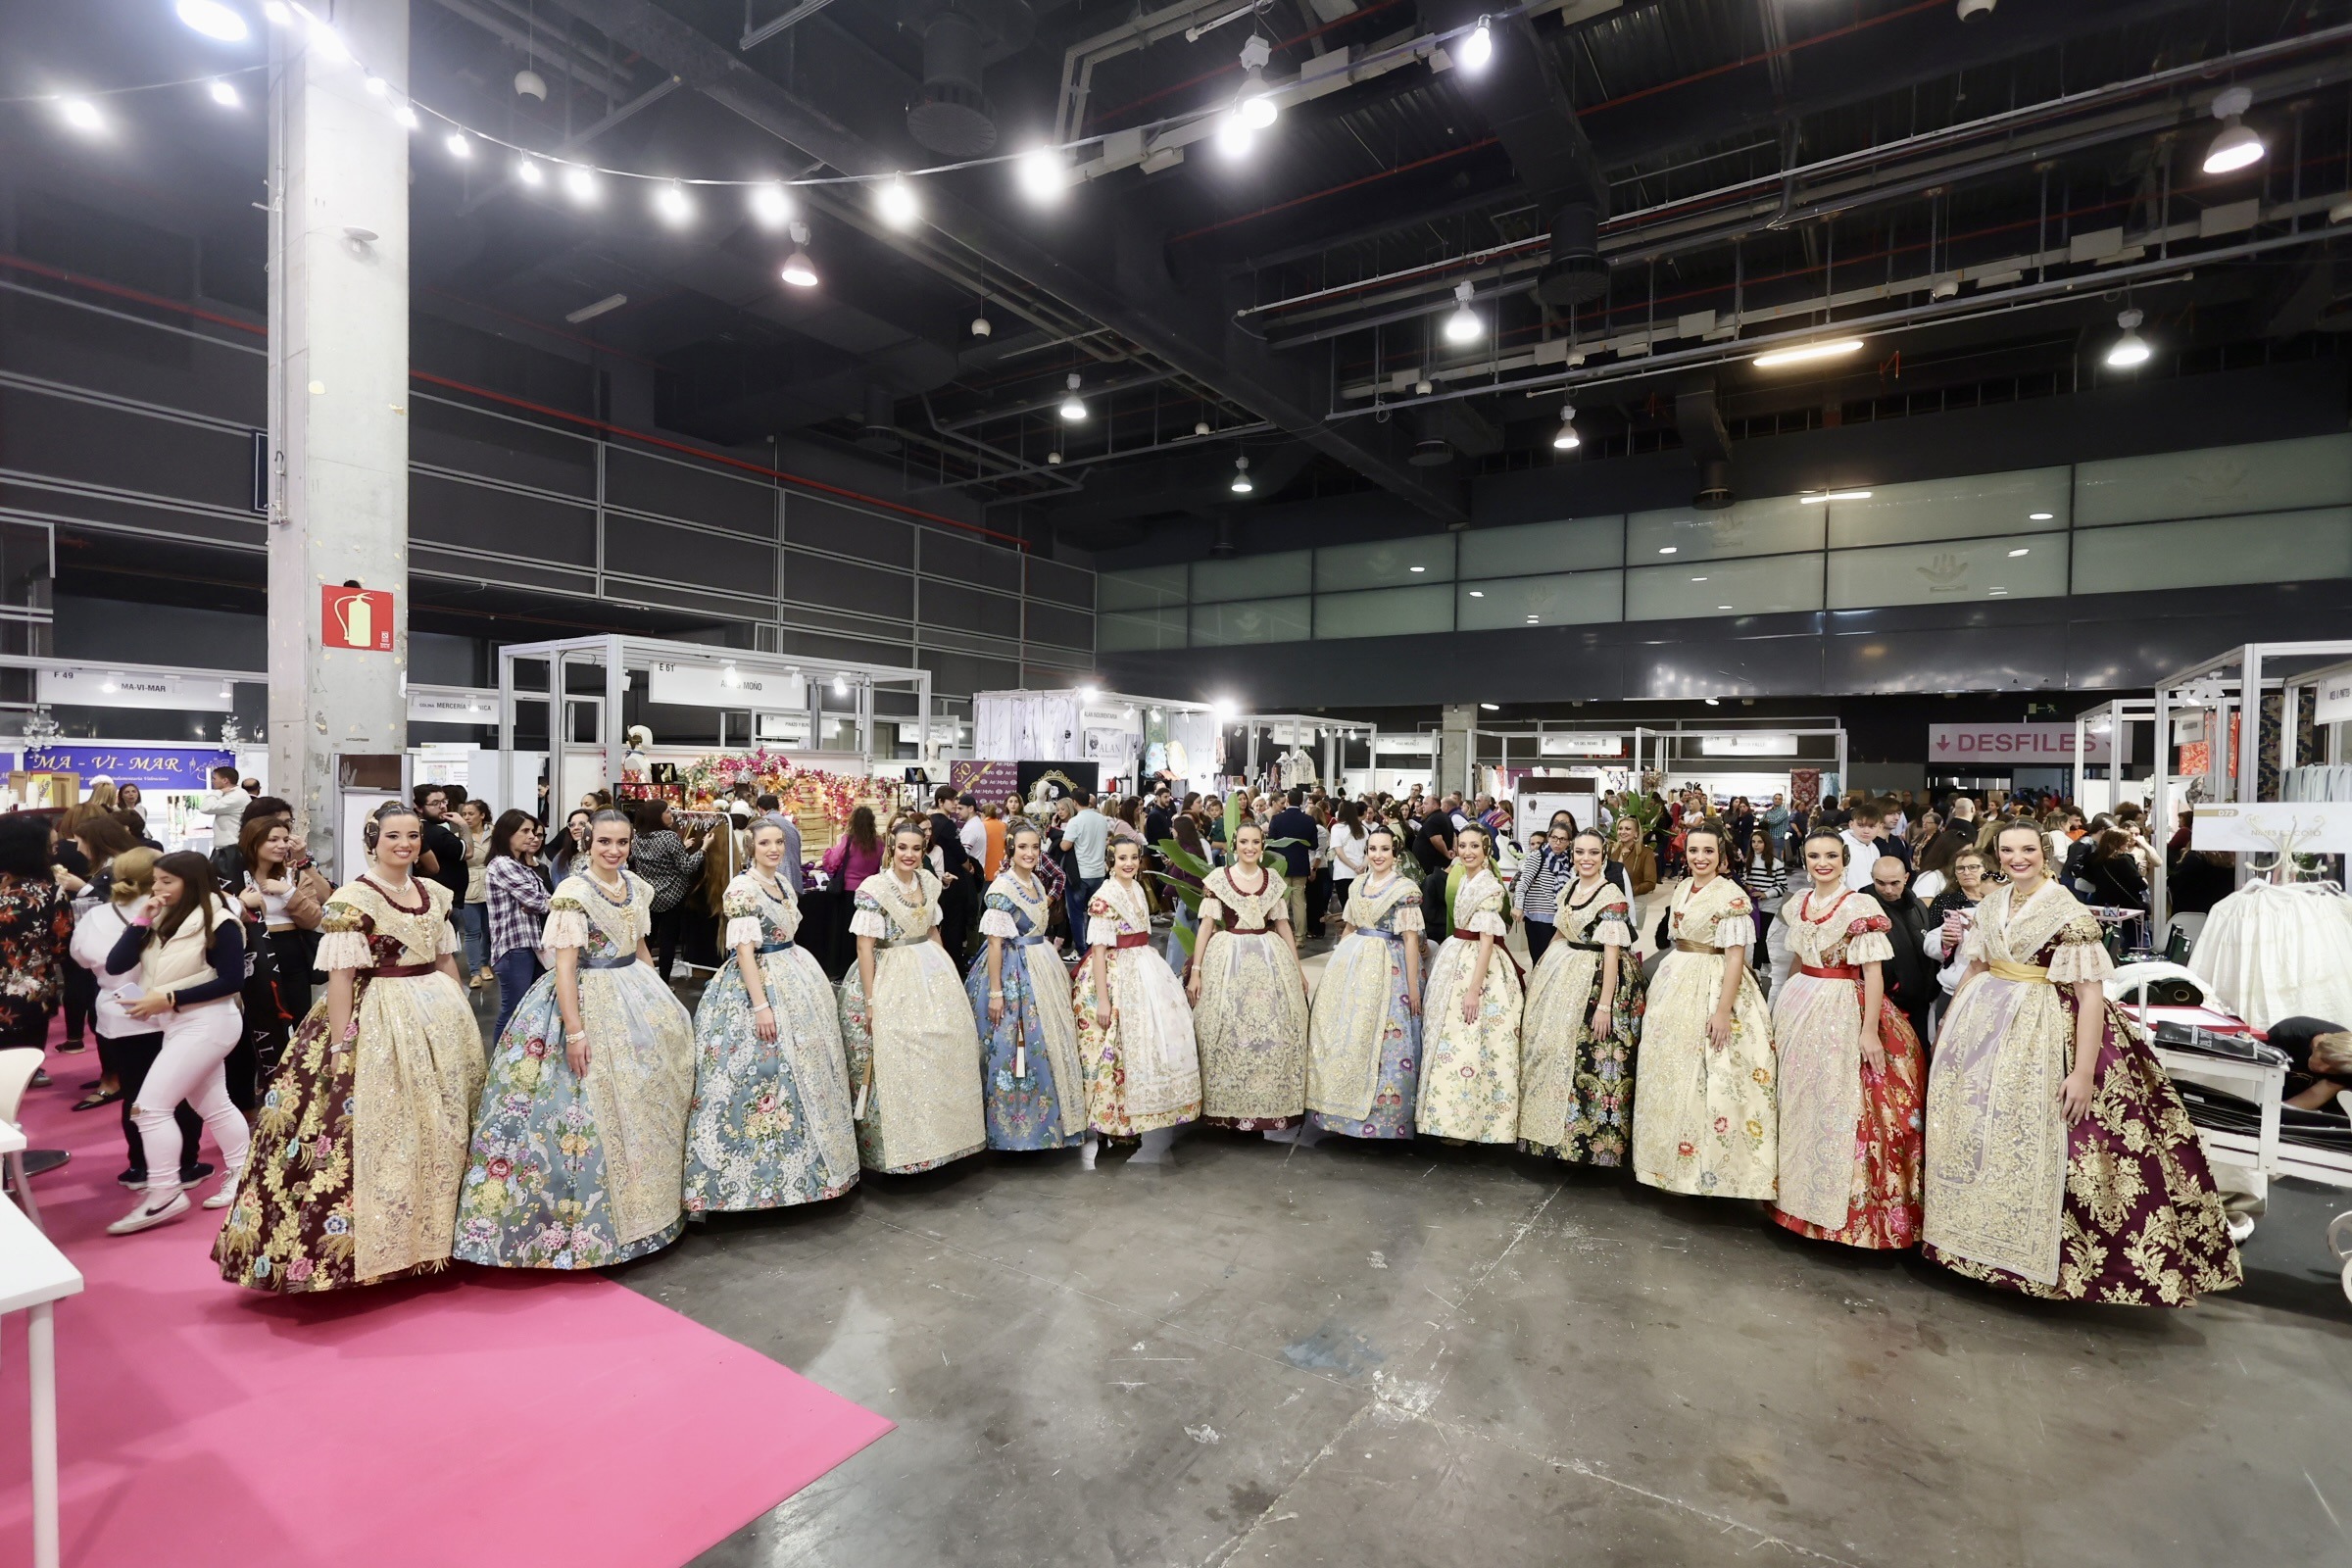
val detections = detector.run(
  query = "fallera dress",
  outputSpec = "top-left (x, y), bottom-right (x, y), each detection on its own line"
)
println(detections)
top-left (1073, 875), bottom-right (1201, 1137)
top-left (681, 871), bottom-right (859, 1212)
top-left (1922, 879), bottom-right (2239, 1304)
top-left (838, 867), bottom-right (988, 1174)
top-left (215, 876), bottom-right (484, 1294)
top-left (1193, 865), bottom-right (1309, 1130)
top-left (1770, 888), bottom-right (1925, 1249)
top-left (968, 870), bottom-right (1087, 1150)
top-left (454, 871), bottom-right (697, 1268)
top-left (1305, 872), bottom-right (1426, 1140)
top-left (1632, 874), bottom-right (1778, 1200)
top-left (1516, 877), bottom-right (1645, 1166)
top-left (1414, 867), bottom-right (1524, 1144)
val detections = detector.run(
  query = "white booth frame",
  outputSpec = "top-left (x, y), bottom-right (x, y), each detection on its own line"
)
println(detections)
top-left (2072, 697), bottom-right (2156, 816)
top-left (1236, 712), bottom-right (1381, 791)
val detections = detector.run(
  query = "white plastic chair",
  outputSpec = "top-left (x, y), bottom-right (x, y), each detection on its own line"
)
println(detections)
top-left (0, 1047), bottom-right (47, 1229)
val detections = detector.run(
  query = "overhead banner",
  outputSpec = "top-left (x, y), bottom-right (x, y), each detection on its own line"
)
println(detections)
top-left (1698, 733), bottom-right (1797, 757)
top-left (2316, 670), bottom-right (2352, 727)
top-left (1929, 722), bottom-right (2110, 764)
top-left (36, 667), bottom-right (233, 713)
top-left (20, 745), bottom-right (235, 788)
top-left (408, 689), bottom-right (497, 723)
top-left (648, 661), bottom-right (807, 711)
top-left (1540, 733), bottom-right (1623, 757)
top-left (2191, 802), bottom-right (2352, 855)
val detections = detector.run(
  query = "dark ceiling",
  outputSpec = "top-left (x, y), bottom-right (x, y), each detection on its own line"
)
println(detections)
top-left (9, 0), bottom-right (2352, 554)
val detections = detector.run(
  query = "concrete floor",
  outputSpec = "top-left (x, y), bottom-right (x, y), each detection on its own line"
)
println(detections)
top-left (613, 1127), bottom-right (2352, 1568)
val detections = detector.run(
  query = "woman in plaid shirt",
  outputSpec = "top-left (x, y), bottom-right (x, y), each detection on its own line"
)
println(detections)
top-left (485, 810), bottom-right (552, 1044)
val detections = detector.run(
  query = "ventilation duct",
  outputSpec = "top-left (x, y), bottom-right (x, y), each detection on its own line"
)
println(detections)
top-left (1209, 510), bottom-right (1238, 558)
top-left (1674, 385), bottom-right (1735, 510)
top-left (855, 383), bottom-right (902, 453)
top-left (904, 0), bottom-right (1035, 158)
top-left (1536, 202), bottom-right (1607, 307)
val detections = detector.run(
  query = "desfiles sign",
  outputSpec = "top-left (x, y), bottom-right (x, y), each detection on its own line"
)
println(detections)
top-left (1929, 722), bottom-right (2111, 764)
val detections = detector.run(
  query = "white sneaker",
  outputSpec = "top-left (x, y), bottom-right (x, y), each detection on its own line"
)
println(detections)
top-left (107, 1191), bottom-right (189, 1235)
top-left (2227, 1212), bottom-right (2257, 1245)
top-left (203, 1171), bottom-right (243, 1210)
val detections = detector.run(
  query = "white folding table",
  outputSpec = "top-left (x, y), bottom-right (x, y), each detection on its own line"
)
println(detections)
top-left (0, 1181), bottom-right (81, 1568)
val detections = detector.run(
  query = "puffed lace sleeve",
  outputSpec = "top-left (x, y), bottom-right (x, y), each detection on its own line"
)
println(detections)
top-left (1957, 909), bottom-right (1989, 966)
top-left (850, 887), bottom-right (890, 940)
top-left (1711, 896), bottom-right (1752, 949)
top-left (1085, 894), bottom-right (1120, 949)
top-left (1462, 879), bottom-right (1508, 938)
top-left (721, 880), bottom-right (763, 949)
top-left (437, 917), bottom-right (464, 956)
top-left (314, 898), bottom-right (374, 970)
top-left (978, 887), bottom-right (1019, 941)
top-left (1843, 910), bottom-right (1894, 965)
top-left (541, 893), bottom-right (591, 950)
top-left (1591, 897), bottom-right (1634, 947)
top-left (1391, 886), bottom-right (1426, 934)
top-left (2045, 914), bottom-right (2116, 984)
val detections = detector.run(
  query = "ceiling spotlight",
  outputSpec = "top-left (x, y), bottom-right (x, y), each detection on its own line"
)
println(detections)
top-left (57, 97), bottom-right (103, 133)
top-left (2202, 85), bottom-right (2264, 175)
top-left (1444, 280), bottom-right (1482, 344)
top-left (1459, 17), bottom-right (1494, 73)
top-left (515, 158), bottom-right (544, 187)
top-left (655, 182), bottom-right (693, 226)
top-left (394, 102), bottom-right (418, 129)
top-left (1059, 372), bottom-right (1088, 422)
top-left (1658, 546), bottom-right (1678, 555)
top-left (780, 220), bottom-right (817, 287)
top-left (1480, 702), bottom-right (1499, 711)
top-left (970, 312), bottom-right (993, 338)
top-left (1716, 605), bottom-right (1734, 611)
top-left (2007, 547), bottom-right (2031, 557)
top-left (1798, 489), bottom-right (1873, 503)
top-left (2106, 307), bottom-right (2151, 368)
top-left (2029, 511), bottom-right (2054, 520)
top-left (563, 165), bottom-right (597, 202)
top-left (1752, 338), bottom-right (1864, 368)
top-left (876, 174), bottom-right (919, 229)
top-left (1526, 614), bottom-right (1539, 622)
top-left (1468, 590), bottom-right (1485, 598)
top-left (1550, 403), bottom-right (1580, 451)
top-left (176, 0), bottom-right (249, 39)
top-left (1017, 146), bottom-right (1070, 204)
top-left (1231, 455), bottom-right (1254, 494)
top-left (833, 675), bottom-right (850, 696)
top-left (445, 130), bottom-right (470, 160)
top-left (749, 181), bottom-right (792, 228)
top-left (1409, 564), bottom-right (1427, 572)
top-left (208, 79), bottom-right (241, 108)
top-left (1704, 697), bottom-right (1721, 706)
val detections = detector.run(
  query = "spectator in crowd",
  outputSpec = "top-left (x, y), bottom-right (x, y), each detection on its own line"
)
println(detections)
top-left (629, 798), bottom-right (707, 980)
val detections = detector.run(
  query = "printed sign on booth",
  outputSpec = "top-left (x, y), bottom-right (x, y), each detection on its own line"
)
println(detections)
top-left (322, 585), bottom-right (394, 652)
top-left (1928, 722), bottom-right (2110, 764)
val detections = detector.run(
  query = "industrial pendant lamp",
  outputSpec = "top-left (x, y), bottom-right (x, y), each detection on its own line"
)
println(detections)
top-left (1550, 404), bottom-right (1580, 451)
top-left (1444, 280), bottom-right (1482, 344)
top-left (2105, 307), bottom-right (2150, 368)
top-left (779, 220), bottom-right (818, 288)
top-left (1059, 373), bottom-right (1087, 421)
top-left (1230, 455), bottom-right (1254, 494)
top-left (2202, 86), bottom-right (2264, 175)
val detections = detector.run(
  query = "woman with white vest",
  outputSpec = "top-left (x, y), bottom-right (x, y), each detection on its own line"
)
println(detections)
top-left (101, 850), bottom-right (251, 1234)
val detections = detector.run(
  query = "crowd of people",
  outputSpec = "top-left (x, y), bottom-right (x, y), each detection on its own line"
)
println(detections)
top-left (0, 767), bottom-right (2263, 1312)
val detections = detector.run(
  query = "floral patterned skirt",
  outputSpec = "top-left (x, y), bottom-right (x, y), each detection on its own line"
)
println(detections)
top-left (1305, 932), bottom-right (1422, 1140)
top-left (1414, 937), bottom-right (1524, 1145)
top-left (1073, 949), bottom-right (1200, 1138)
top-left (966, 943), bottom-right (1087, 1151)
top-left (1771, 997), bottom-right (1924, 1250)
top-left (1630, 950), bottom-right (1777, 1200)
top-left (1195, 931), bottom-right (1308, 1129)
top-left (1517, 944), bottom-right (1645, 1166)
top-left (682, 948), bottom-right (859, 1213)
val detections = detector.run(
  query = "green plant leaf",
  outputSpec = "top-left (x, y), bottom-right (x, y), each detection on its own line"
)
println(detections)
top-left (1148, 873), bottom-right (1204, 914)
top-left (1154, 838), bottom-right (1211, 878)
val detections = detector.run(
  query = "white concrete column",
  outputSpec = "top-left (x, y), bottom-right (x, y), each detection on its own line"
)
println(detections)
top-left (267, 0), bottom-right (411, 864)
top-left (1440, 703), bottom-right (1476, 797)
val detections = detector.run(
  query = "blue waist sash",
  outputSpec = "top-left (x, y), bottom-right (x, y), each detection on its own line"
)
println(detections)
top-left (1358, 926), bottom-right (1407, 942)
top-left (578, 952), bottom-right (638, 970)
top-left (1008, 932), bottom-right (1050, 949)
top-left (755, 939), bottom-right (795, 955)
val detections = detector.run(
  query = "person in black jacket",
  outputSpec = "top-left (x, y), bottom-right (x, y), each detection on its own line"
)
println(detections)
top-left (927, 786), bottom-right (977, 968)
top-left (1868, 854), bottom-right (1936, 1046)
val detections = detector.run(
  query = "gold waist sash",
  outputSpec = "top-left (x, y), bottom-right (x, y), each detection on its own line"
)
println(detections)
top-left (1985, 958), bottom-right (2049, 983)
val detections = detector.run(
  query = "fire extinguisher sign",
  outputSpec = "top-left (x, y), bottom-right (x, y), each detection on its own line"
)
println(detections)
top-left (321, 584), bottom-right (395, 652)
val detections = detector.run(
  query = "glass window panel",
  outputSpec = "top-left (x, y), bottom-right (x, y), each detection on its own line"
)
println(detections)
top-left (1828, 532), bottom-right (2067, 609)
top-left (1627, 494), bottom-right (1822, 563)
top-left (1190, 597), bottom-right (1311, 645)
top-left (1098, 564), bottom-right (1185, 611)
top-left (1099, 607), bottom-right (1185, 651)
top-left (1457, 569), bottom-right (1621, 629)
top-left (1191, 549), bottom-right (1311, 603)
top-left (2071, 508), bottom-right (2352, 594)
top-left (1314, 583), bottom-right (1453, 639)
top-left (2074, 434), bottom-right (2352, 525)
top-left (1458, 516), bottom-right (1624, 577)
top-left (1827, 467), bottom-right (2071, 548)
top-left (1625, 553), bottom-right (1823, 619)
top-left (1314, 534), bottom-right (1455, 592)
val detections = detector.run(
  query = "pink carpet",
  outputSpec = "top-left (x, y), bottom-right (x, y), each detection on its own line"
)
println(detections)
top-left (0, 1029), bottom-right (892, 1568)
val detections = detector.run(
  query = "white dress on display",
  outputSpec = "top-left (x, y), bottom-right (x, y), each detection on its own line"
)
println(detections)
top-left (2190, 880), bottom-right (2352, 1031)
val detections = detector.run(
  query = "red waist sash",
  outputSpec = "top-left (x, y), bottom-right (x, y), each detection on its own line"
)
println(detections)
top-left (374, 961), bottom-right (439, 979)
top-left (1799, 962), bottom-right (1861, 981)
top-left (1111, 932), bottom-right (1151, 950)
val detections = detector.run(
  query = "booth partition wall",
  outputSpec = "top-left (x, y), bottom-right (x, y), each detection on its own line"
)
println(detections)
top-left (1099, 433), bottom-right (2352, 651)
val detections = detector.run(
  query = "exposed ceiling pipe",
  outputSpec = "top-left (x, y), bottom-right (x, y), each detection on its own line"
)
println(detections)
top-left (426, 0), bottom-right (637, 100)
top-left (456, 75), bottom-right (683, 216)
top-left (740, 0), bottom-right (837, 52)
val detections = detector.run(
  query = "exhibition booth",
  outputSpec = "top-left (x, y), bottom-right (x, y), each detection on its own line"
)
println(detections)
top-left (973, 687), bottom-right (1223, 799)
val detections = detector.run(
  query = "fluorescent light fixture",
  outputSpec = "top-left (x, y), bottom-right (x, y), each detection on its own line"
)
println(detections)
top-left (1443, 280), bottom-right (1482, 343)
top-left (57, 97), bottom-right (103, 133)
top-left (1704, 697), bottom-right (1720, 706)
top-left (1657, 546), bottom-right (1677, 555)
top-left (563, 165), bottom-right (597, 202)
top-left (749, 182), bottom-right (792, 228)
top-left (208, 79), bottom-right (241, 108)
top-left (1717, 604), bottom-right (1734, 611)
top-left (1526, 614), bottom-right (1540, 622)
top-left (176, 0), bottom-right (249, 40)
top-left (1551, 403), bottom-right (1580, 451)
top-left (1408, 564), bottom-right (1426, 572)
top-left (2106, 307), bottom-right (2150, 368)
top-left (1480, 702), bottom-right (1499, 711)
top-left (654, 182), bottom-right (693, 225)
top-left (1459, 18), bottom-right (1494, 72)
top-left (515, 158), bottom-right (543, 187)
top-left (445, 131), bottom-right (470, 159)
top-left (1799, 489), bottom-right (1873, 503)
top-left (1017, 146), bottom-right (1070, 204)
top-left (2203, 87), bottom-right (2264, 174)
top-left (2007, 547), bottom-right (2031, 558)
top-left (1989, 587), bottom-right (2009, 595)
top-left (2028, 511), bottom-right (2054, 520)
top-left (1751, 337), bottom-right (1864, 368)
top-left (1468, 590), bottom-right (1484, 598)
top-left (1059, 372), bottom-right (1087, 422)
top-left (876, 174), bottom-right (919, 229)
top-left (564, 293), bottom-right (627, 324)
top-left (1690, 576), bottom-right (1707, 582)
top-left (1231, 455), bottom-right (1254, 494)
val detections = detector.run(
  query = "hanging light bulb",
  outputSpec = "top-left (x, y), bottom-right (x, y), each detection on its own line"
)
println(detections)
top-left (1017, 146), bottom-right (1070, 205)
top-left (208, 79), bottom-right (242, 108)
top-left (1444, 280), bottom-right (1482, 344)
top-left (305, 16), bottom-right (350, 62)
top-left (1550, 404), bottom-right (1580, 451)
top-left (515, 158), bottom-right (544, 187)
top-left (364, 75), bottom-right (389, 97)
top-left (444, 130), bottom-right (470, 160)
top-left (261, 0), bottom-right (291, 21)
top-left (1230, 455), bottom-right (1254, 494)
top-left (2202, 86), bottom-right (2264, 174)
top-left (1046, 450), bottom-right (1064, 466)
top-left (876, 174), bottom-right (919, 229)
top-left (2105, 307), bottom-right (2151, 368)
top-left (970, 310), bottom-right (993, 338)
top-left (1215, 115), bottom-right (1255, 159)
top-left (749, 181), bottom-right (792, 228)
top-left (654, 181), bottom-right (693, 226)
top-left (56, 97), bottom-right (103, 133)
top-left (1458, 16), bottom-right (1494, 72)
top-left (1059, 372), bottom-right (1087, 422)
top-left (1233, 33), bottom-right (1278, 133)
top-left (563, 165), bottom-right (598, 203)
top-left (780, 220), bottom-right (818, 287)
top-left (393, 102), bottom-right (418, 129)
top-left (175, 0), bottom-right (250, 40)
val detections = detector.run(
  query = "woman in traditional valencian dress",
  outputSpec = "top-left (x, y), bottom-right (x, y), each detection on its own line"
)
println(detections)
top-left (1632, 823), bottom-right (1777, 1200)
top-left (455, 809), bottom-right (697, 1268)
top-left (217, 804), bottom-right (485, 1292)
top-left (1517, 828), bottom-right (1644, 1166)
top-left (968, 822), bottom-right (1087, 1152)
top-left (1922, 823), bottom-right (2239, 1304)
top-left (681, 817), bottom-right (859, 1213)
top-left (1188, 822), bottom-right (1309, 1131)
top-left (839, 822), bottom-right (987, 1174)
top-left (1415, 824), bottom-right (1523, 1144)
top-left (1770, 831), bottom-right (1924, 1249)
top-left (1074, 837), bottom-right (1200, 1161)
top-left (1304, 824), bottom-right (1424, 1141)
